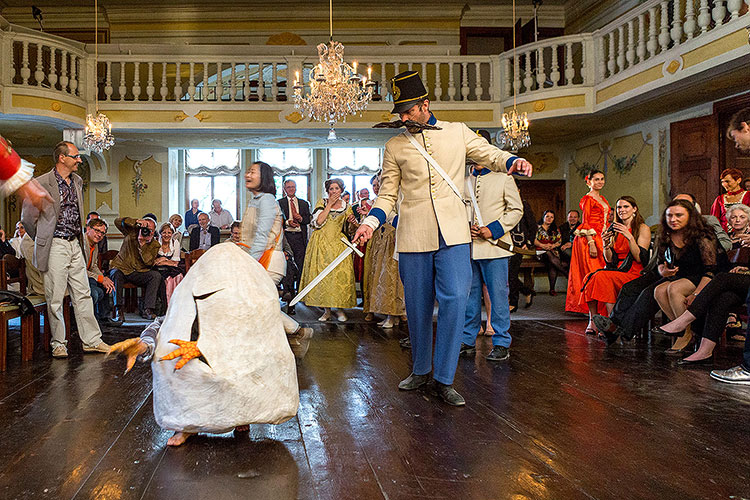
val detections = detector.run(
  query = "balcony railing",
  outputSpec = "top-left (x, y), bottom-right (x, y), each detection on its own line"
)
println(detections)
top-left (2, 0), bottom-right (747, 122)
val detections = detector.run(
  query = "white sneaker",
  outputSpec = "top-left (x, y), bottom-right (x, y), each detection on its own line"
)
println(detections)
top-left (52, 345), bottom-right (68, 358)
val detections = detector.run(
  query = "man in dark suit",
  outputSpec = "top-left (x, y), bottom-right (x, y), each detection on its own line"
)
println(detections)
top-left (278, 179), bottom-right (311, 303)
top-left (189, 212), bottom-right (220, 251)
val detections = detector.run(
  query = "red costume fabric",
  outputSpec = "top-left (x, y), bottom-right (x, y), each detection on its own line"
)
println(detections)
top-left (565, 194), bottom-right (610, 313)
top-left (0, 135), bottom-right (34, 195)
top-left (710, 191), bottom-right (750, 231)
top-left (0, 136), bottom-right (22, 180)
top-left (580, 230), bottom-right (643, 305)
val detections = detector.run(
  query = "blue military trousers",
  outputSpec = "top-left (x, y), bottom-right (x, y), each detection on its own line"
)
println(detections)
top-left (461, 257), bottom-right (512, 348)
top-left (398, 235), bottom-right (472, 385)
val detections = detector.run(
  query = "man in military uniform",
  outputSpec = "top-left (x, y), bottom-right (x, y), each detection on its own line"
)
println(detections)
top-left (354, 72), bottom-right (532, 406)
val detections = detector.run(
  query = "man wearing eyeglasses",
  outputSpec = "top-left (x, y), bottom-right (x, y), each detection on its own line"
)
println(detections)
top-left (85, 218), bottom-right (116, 325)
top-left (21, 141), bottom-right (110, 358)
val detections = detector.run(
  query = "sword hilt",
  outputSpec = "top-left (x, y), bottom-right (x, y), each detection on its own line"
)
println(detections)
top-left (340, 236), bottom-right (364, 258)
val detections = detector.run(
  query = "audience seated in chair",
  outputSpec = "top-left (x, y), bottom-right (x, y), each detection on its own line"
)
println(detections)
top-left (109, 216), bottom-right (161, 321)
top-left (208, 198), bottom-right (233, 229)
top-left (154, 222), bottom-right (184, 305)
top-left (582, 196), bottom-right (651, 337)
top-left (656, 203), bottom-right (750, 365)
top-left (189, 213), bottom-right (220, 251)
top-left (86, 211), bottom-right (108, 255)
top-left (169, 213), bottom-right (184, 247)
top-left (84, 218), bottom-right (116, 325)
top-left (534, 210), bottom-right (567, 295)
top-left (594, 193), bottom-right (731, 346)
top-left (558, 210), bottom-right (580, 266)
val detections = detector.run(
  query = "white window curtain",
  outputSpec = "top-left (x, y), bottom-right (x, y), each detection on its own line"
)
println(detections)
top-left (185, 149), bottom-right (241, 175)
top-left (328, 148), bottom-right (382, 175)
top-left (257, 148), bottom-right (312, 175)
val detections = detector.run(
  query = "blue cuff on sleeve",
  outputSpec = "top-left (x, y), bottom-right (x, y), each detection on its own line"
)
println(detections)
top-left (487, 220), bottom-right (504, 239)
top-left (392, 215), bottom-right (398, 229)
top-left (370, 208), bottom-right (387, 226)
top-left (505, 156), bottom-right (520, 171)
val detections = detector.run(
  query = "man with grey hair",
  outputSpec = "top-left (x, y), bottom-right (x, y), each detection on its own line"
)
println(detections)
top-left (208, 198), bottom-right (233, 229)
top-left (21, 141), bottom-right (109, 358)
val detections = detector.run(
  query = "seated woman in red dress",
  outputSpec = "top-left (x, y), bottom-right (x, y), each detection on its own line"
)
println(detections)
top-left (565, 170), bottom-right (610, 315)
top-left (580, 196), bottom-right (651, 336)
top-left (710, 168), bottom-right (750, 231)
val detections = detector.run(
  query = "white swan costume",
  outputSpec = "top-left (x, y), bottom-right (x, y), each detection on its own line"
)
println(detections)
top-left (151, 242), bottom-right (299, 433)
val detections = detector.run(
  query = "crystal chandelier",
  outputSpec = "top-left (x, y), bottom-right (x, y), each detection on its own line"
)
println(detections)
top-left (83, 0), bottom-right (114, 153)
top-left (293, 0), bottom-right (375, 140)
top-left (496, 0), bottom-right (531, 152)
top-left (83, 112), bottom-right (114, 152)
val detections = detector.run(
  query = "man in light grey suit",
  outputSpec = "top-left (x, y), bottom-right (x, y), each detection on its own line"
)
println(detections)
top-left (22, 141), bottom-right (109, 358)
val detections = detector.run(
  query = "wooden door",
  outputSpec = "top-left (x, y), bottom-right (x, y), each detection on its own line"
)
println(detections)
top-left (515, 179), bottom-right (565, 226)
top-left (670, 114), bottom-right (718, 214)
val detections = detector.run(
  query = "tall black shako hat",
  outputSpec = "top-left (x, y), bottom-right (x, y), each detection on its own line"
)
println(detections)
top-left (390, 71), bottom-right (428, 114)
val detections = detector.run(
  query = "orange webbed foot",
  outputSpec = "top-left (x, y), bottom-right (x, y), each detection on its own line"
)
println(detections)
top-left (107, 338), bottom-right (148, 374)
top-left (160, 339), bottom-right (202, 370)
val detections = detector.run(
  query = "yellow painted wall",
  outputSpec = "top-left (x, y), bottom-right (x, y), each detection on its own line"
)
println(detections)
top-left (569, 132), bottom-right (653, 217)
top-left (522, 147), bottom-right (563, 179)
top-left (118, 156), bottom-right (163, 221)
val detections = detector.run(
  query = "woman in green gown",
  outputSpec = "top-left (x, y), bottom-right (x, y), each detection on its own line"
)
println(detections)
top-left (299, 178), bottom-right (357, 322)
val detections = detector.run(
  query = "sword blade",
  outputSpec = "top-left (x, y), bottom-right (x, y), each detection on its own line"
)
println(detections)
top-left (289, 241), bottom-right (356, 306)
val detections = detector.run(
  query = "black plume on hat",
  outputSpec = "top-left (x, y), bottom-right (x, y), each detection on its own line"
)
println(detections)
top-left (390, 71), bottom-right (428, 114)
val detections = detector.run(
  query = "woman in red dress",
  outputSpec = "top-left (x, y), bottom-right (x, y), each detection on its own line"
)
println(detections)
top-left (581, 196), bottom-right (651, 335)
top-left (565, 170), bottom-right (609, 315)
top-left (710, 168), bottom-right (750, 231)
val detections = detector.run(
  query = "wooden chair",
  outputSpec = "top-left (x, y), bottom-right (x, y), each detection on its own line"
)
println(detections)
top-left (185, 249), bottom-right (206, 273)
top-left (99, 250), bottom-right (138, 313)
top-left (519, 256), bottom-right (546, 293)
top-left (0, 257), bottom-right (40, 371)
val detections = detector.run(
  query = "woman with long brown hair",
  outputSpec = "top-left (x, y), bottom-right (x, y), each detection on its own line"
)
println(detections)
top-left (581, 196), bottom-right (651, 335)
top-left (652, 199), bottom-right (721, 354)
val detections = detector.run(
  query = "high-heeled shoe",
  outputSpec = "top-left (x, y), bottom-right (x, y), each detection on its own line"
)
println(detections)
top-left (336, 311), bottom-right (348, 322)
top-left (524, 291), bottom-right (536, 309)
top-left (318, 311), bottom-right (332, 322)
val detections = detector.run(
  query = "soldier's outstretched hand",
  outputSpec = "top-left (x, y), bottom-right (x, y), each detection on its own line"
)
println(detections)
top-left (353, 224), bottom-right (374, 245)
top-left (508, 158), bottom-right (533, 177)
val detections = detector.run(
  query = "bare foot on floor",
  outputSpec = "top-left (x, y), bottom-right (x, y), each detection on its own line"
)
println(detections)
top-left (167, 431), bottom-right (195, 446)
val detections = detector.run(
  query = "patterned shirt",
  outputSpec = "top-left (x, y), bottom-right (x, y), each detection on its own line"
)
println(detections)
top-left (53, 169), bottom-right (81, 238)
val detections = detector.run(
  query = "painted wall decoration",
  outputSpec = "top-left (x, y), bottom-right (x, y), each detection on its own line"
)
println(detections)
top-left (570, 134), bottom-right (651, 179)
top-left (130, 156), bottom-right (151, 205)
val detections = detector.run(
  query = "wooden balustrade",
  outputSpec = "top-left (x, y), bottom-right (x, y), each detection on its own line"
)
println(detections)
top-left (3, 0), bottom-right (748, 111)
